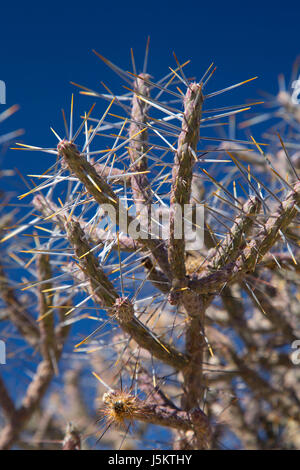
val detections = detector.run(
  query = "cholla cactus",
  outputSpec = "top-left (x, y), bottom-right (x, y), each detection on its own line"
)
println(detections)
top-left (0, 47), bottom-right (299, 450)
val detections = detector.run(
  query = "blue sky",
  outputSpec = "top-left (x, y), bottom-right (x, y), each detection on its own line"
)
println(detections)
top-left (1, 0), bottom-right (300, 179)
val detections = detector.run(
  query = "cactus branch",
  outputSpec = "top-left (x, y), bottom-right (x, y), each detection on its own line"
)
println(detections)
top-left (168, 83), bottom-right (204, 281)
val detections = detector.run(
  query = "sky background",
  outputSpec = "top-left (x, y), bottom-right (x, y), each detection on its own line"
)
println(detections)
top-left (1, 0), bottom-right (300, 180)
top-left (0, 0), bottom-right (300, 449)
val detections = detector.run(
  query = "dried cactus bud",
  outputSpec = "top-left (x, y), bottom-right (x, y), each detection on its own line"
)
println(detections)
top-left (57, 139), bottom-right (78, 156)
top-left (167, 278), bottom-right (188, 305)
top-left (57, 140), bottom-right (78, 170)
top-left (168, 288), bottom-right (180, 306)
top-left (101, 390), bottom-right (137, 427)
top-left (113, 297), bottom-right (134, 323)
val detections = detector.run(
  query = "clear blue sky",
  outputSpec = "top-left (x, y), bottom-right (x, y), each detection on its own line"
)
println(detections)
top-left (1, 0), bottom-right (300, 178)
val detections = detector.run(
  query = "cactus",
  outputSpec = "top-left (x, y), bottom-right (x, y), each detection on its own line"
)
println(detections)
top-left (0, 48), bottom-right (299, 450)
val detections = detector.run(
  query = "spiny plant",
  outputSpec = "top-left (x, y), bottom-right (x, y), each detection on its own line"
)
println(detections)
top-left (0, 44), bottom-right (299, 450)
